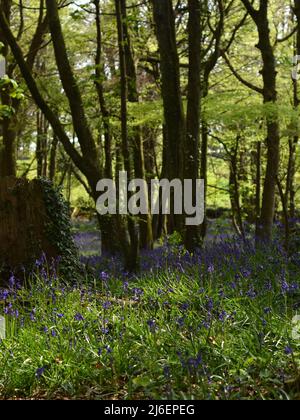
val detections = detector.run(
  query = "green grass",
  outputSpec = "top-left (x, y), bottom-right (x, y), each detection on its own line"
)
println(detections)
top-left (0, 250), bottom-right (299, 400)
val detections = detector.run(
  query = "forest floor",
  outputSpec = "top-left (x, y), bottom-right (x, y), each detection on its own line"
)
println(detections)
top-left (0, 221), bottom-right (300, 400)
top-left (73, 218), bottom-right (237, 257)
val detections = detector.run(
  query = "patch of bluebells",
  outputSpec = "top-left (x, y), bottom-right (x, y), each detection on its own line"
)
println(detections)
top-left (177, 351), bottom-right (205, 375)
top-left (0, 233), bottom-right (298, 399)
top-left (4, 303), bottom-right (19, 318)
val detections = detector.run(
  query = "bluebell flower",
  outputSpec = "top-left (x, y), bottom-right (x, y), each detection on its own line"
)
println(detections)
top-left (74, 313), bottom-right (84, 321)
top-left (261, 318), bottom-right (267, 327)
top-left (132, 288), bottom-right (144, 296)
top-left (103, 301), bottom-right (112, 310)
top-left (284, 346), bottom-right (293, 355)
top-left (241, 269), bottom-right (251, 278)
top-left (0, 290), bottom-right (9, 300)
top-left (8, 275), bottom-right (15, 288)
top-left (246, 288), bottom-right (257, 299)
top-left (218, 310), bottom-right (227, 322)
top-left (35, 366), bottom-right (47, 379)
top-left (100, 271), bottom-right (109, 281)
top-left (176, 317), bottom-right (185, 328)
top-left (147, 319), bottom-right (157, 332)
top-left (208, 264), bottom-right (214, 274)
top-left (180, 303), bottom-right (189, 312)
top-left (281, 280), bottom-right (290, 294)
top-left (264, 307), bottom-right (271, 314)
top-left (105, 345), bottom-right (112, 354)
top-left (163, 365), bottom-right (171, 378)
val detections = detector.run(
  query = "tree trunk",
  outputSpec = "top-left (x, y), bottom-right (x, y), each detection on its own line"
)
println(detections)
top-left (116, 0), bottom-right (139, 272)
top-left (94, 0), bottom-right (119, 254)
top-left (121, 0), bottom-right (153, 250)
top-left (0, 0), bottom-right (16, 178)
top-left (200, 82), bottom-right (209, 242)
top-left (255, 141), bottom-right (262, 237)
top-left (241, 1), bottom-right (280, 244)
top-left (49, 136), bottom-right (58, 182)
top-left (0, 177), bottom-right (79, 285)
top-left (288, 0), bottom-right (300, 222)
top-left (184, 0), bottom-right (202, 252)
top-left (152, 0), bottom-right (186, 233)
top-left (229, 136), bottom-right (245, 238)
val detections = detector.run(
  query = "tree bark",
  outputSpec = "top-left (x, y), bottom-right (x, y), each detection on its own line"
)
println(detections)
top-left (184, 0), bottom-right (202, 252)
top-left (121, 0), bottom-right (153, 250)
top-left (241, 0), bottom-right (280, 243)
top-left (200, 0), bottom-right (224, 242)
top-left (49, 136), bottom-right (58, 182)
top-left (288, 0), bottom-right (300, 222)
top-left (152, 0), bottom-right (186, 233)
top-left (115, 0), bottom-right (139, 272)
top-left (255, 141), bottom-right (262, 237)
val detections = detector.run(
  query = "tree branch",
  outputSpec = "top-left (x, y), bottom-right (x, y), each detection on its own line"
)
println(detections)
top-left (240, 0), bottom-right (258, 21)
top-left (222, 52), bottom-right (264, 95)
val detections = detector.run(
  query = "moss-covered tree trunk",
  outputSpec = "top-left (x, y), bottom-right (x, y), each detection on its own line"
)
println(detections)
top-left (0, 177), bottom-right (79, 285)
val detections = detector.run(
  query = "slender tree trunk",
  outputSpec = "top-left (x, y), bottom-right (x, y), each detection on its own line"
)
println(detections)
top-left (94, 0), bottom-right (112, 180)
top-left (36, 111), bottom-right (43, 177)
top-left (152, 0), bottom-right (186, 234)
top-left (49, 136), bottom-right (58, 182)
top-left (121, 0), bottom-right (153, 250)
top-left (255, 141), bottom-right (262, 237)
top-left (199, 0), bottom-right (224, 242)
top-left (36, 110), bottom-right (48, 178)
top-left (94, 0), bottom-right (120, 253)
top-left (184, 0), bottom-right (202, 252)
top-left (200, 81), bottom-right (209, 241)
top-left (228, 137), bottom-right (245, 238)
top-left (116, 0), bottom-right (139, 272)
top-left (258, 42), bottom-right (280, 243)
top-left (288, 0), bottom-right (300, 222)
top-left (241, 1), bottom-right (280, 243)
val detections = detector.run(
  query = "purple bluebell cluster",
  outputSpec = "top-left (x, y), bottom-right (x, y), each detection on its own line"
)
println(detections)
top-left (0, 233), bottom-right (299, 399)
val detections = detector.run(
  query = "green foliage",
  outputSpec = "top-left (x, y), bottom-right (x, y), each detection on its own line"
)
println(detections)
top-left (0, 104), bottom-right (14, 119)
top-left (38, 178), bottom-right (81, 279)
top-left (167, 231), bottom-right (183, 247)
top-left (0, 76), bottom-right (24, 120)
top-left (0, 76), bottom-right (24, 101)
